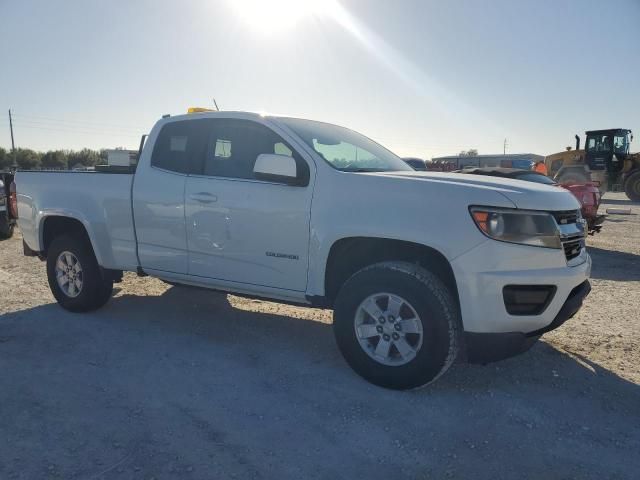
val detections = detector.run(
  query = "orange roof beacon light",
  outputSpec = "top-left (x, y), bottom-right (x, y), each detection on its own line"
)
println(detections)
top-left (187, 107), bottom-right (214, 114)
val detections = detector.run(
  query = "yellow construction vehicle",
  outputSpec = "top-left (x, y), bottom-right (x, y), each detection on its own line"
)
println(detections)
top-left (545, 129), bottom-right (640, 201)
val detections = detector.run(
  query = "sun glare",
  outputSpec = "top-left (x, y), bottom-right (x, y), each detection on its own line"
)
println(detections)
top-left (229, 0), bottom-right (335, 34)
top-left (226, 0), bottom-right (499, 136)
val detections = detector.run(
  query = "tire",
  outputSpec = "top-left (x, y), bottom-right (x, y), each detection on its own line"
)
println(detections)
top-left (0, 215), bottom-right (14, 239)
top-left (46, 234), bottom-right (113, 312)
top-left (333, 261), bottom-right (460, 390)
top-left (96, 279), bottom-right (115, 306)
top-left (624, 171), bottom-right (640, 202)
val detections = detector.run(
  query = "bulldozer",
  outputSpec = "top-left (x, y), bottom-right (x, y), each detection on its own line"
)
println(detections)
top-left (545, 128), bottom-right (640, 201)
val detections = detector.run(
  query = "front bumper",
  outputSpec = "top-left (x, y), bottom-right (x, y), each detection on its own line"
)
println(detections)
top-left (464, 280), bottom-right (591, 363)
top-left (451, 238), bottom-right (591, 334)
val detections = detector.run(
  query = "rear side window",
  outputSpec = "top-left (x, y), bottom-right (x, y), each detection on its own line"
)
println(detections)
top-left (151, 120), bottom-right (206, 174)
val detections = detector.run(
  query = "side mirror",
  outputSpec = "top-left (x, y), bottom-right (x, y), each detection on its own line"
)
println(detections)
top-left (253, 154), bottom-right (299, 185)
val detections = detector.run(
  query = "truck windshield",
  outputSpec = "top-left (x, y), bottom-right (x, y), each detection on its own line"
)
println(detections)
top-left (279, 118), bottom-right (412, 172)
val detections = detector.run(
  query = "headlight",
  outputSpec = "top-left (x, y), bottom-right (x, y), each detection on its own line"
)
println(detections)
top-left (470, 207), bottom-right (562, 249)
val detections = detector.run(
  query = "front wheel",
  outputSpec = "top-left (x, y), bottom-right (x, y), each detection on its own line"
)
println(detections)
top-left (46, 234), bottom-right (113, 312)
top-left (624, 171), bottom-right (640, 202)
top-left (333, 261), bottom-right (460, 390)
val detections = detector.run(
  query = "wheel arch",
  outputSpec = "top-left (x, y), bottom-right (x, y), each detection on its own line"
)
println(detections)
top-left (322, 236), bottom-right (459, 310)
top-left (40, 214), bottom-right (102, 265)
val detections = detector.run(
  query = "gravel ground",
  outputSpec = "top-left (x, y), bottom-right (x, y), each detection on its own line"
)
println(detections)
top-left (0, 192), bottom-right (638, 480)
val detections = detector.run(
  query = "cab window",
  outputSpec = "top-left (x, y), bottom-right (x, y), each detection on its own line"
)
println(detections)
top-left (151, 120), bottom-right (206, 174)
top-left (586, 134), bottom-right (612, 153)
top-left (195, 119), bottom-right (309, 184)
top-left (613, 134), bottom-right (629, 155)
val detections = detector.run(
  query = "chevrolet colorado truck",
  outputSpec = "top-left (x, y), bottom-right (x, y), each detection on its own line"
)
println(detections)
top-left (15, 111), bottom-right (591, 389)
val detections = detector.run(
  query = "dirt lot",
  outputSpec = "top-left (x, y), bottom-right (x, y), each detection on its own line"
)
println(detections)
top-left (0, 192), bottom-right (638, 480)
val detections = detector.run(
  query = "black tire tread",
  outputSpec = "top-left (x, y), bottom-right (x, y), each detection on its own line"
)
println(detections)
top-left (46, 234), bottom-right (112, 312)
top-left (0, 216), bottom-right (14, 239)
top-left (358, 261), bottom-right (460, 385)
top-left (334, 261), bottom-right (460, 389)
top-left (624, 171), bottom-right (640, 202)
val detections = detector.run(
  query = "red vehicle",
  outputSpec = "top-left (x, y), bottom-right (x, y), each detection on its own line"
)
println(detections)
top-left (560, 182), bottom-right (604, 233)
top-left (457, 168), bottom-right (604, 233)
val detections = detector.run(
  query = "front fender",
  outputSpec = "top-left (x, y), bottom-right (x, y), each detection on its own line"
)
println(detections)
top-left (305, 231), bottom-right (469, 298)
top-left (304, 169), bottom-right (517, 298)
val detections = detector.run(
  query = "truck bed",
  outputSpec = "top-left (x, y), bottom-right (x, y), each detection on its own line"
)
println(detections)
top-left (16, 170), bottom-right (138, 270)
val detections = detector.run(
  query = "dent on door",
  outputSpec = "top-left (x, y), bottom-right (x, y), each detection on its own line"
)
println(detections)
top-left (186, 179), bottom-right (311, 291)
top-left (189, 205), bottom-right (231, 252)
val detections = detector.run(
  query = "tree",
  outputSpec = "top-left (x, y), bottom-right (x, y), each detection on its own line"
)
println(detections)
top-left (41, 150), bottom-right (68, 169)
top-left (458, 149), bottom-right (478, 157)
top-left (67, 148), bottom-right (101, 168)
top-left (0, 147), bottom-right (8, 170)
top-left (15, 148), bottom-right (42, 170)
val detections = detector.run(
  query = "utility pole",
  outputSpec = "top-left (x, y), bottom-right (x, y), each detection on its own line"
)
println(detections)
top-left (503, 138), bottom-right (508, 155)
top-left (8, 109), bottom-right (17, 170)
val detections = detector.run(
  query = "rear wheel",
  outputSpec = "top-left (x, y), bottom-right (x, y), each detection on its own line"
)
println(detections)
top-left (46, 234), bottom-right (113, 312)
top-left (624, 171), bottom-right (640, 202)
top-left (0, 214), bottom-right (14, 239)
top-left (333, 261), bottom-right (459, 390)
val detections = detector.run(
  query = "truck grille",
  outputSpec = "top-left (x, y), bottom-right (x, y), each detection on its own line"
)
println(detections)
top-left (562, 236), bottom-right (584, 261)
top-left (552, 209), bottom-right (585, 261)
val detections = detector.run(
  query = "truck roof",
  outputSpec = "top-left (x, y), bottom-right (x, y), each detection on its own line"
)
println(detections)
top-left (585, 128), bottom-right (630, 135)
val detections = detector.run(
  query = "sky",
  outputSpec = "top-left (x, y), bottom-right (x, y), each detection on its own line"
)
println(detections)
top-left (1, 0), bottom-right (639, 158)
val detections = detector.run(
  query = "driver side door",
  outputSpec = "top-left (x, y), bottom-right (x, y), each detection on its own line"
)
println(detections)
top-left (184, 118), bottom-right (313, 292)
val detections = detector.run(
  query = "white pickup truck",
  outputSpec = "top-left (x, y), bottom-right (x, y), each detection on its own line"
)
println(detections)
top-left (16, 111), bottom-right (591, 389)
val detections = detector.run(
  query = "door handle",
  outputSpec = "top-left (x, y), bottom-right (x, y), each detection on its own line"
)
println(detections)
top-left (189, 192), bottom-right (218, 204)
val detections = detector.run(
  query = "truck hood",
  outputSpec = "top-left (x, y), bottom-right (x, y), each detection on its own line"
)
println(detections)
top-left (370, 171), bottom-right (581, 211)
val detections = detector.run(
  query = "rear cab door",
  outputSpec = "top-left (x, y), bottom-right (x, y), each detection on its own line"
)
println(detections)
top-left (132, 119), bottom-right (203, 274)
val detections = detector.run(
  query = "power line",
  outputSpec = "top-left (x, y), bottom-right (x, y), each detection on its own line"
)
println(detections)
top-left (10, 119), bottom-right (140, 136)
top-left (6, 116), bottom-right (142, 137)
top-left (3, 111), bottom-right (145, 151)
top-left (12, 123), bottom-right (141, 138)
top-left (13, 119), bottom-right (142, 135)
top-left (10, 112), bottom-right (146, 131)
